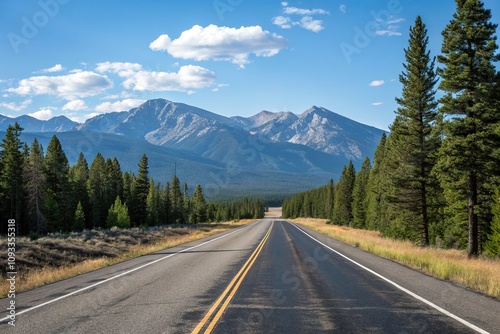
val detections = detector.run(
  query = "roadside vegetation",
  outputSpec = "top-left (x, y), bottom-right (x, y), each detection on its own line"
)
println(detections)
top-left (293, 218), bottom-right (500, 298)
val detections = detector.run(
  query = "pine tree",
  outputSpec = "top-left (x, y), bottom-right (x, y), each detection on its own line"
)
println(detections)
top-left (366, 133), bottom-right (389, 230)
top-left (72, 201), bottom-right (86, 231)
top-left (191, 184), bottom-right (207, 224)
top-left (106, 196), bottom-right (131, 228)
top-left (352, 157), bottom-right (372, 229)
top-left (332, 161), bottom-right (356, 226)
top-left (134, 154), bottom-right (149, 226)
top-left (44, 135), bottom-right (71, 232)
top-left (170, 174), bottom-right (183, 223)
top-left (69, 153), bottom-right (90, 229)
top-left (87, 153), bottom-right (106, 228)
top-left (23, 139), bottom-right (47, 234)
top-left (385, 16), bottom-right (440, 245)
top-left (437, 0), bottom-right (500, 257)
top-left (146, 179), bottom-right (160, 226)
top-left (0, 123), bottom-right (24, 234)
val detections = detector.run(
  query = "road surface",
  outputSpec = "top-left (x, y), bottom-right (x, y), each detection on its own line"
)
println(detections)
top-left (1, 219), bottom-right (499, 333)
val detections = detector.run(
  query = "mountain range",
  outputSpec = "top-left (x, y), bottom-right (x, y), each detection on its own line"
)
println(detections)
top-left (0, 98), bottom-right (386, 198)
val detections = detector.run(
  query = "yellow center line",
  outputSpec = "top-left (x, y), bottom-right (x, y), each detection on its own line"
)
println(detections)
top-left (192, 221), bottom-right (274, 334)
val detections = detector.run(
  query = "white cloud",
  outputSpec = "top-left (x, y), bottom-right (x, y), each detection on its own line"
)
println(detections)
top-left (273, 16), bottom-right (292, 29)
top-left (7, 71), bottom-right (113, 99)
top-left (0, 98), bottom-right (32, 111)
top-left (339, 5), bottom-right (346, 14)
top-left (95, 61), bottom-right (143, 77)
top-left (274, 4), bottom-right (328, 32)
top-left (369, 80), bottom-right (385, 87)
top-left (283, 6), bottom-right (329, 15)
top-left (62, 99), bottom-right (87, 111)
top-left (375, 30), bottom-right (402, 37)
top-left (123, 65), bottom-right (216, 92)
top-left (95, 99), bottom-right (145, 112)
top-left (371, 102), bottom-right (383, 106)
top-left (29, 108), bottom-right (53, 120)
top-left (298, 16), bottom-right (324, 32)
top-left (150, 25), bottom-right (287, 67)
top-left (96, 61), bottom-right (217, 93)
top-left (374, 16), bottom-right (404, 37)
top-left (37, 64), bottom-right (65, 73)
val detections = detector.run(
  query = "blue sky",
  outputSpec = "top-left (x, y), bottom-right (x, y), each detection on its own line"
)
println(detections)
top-left (0, 0), bottom-right (498, 130)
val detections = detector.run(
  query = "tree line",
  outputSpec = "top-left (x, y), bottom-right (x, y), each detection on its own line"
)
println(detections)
top-left (284, 1), bottom-right (500, 258)
top-left (0, 127), bottom-right (265, 235)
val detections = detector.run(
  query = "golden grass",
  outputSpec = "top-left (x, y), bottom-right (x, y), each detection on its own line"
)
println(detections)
top-left (292, 218), bottom-right (500, 298)
top-left (0, 220), bottom-right (253, 298)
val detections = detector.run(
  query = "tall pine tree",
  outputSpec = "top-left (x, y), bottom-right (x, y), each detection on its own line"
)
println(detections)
top-left (23, 139), bottom-right (47, 234)
top-left (366, 133), bottom-right (389, 230)
top-left (0, 123), bottom-right (24, 234)
top-left (332, 161), bottom-right (356, 226)
top-left (44, 135), bottom-right (71, 232)
top-left (134, 154), bottom-right (149, 226)
top-left (352, 157), bottom-right (372, 229)
top-left (437, 0), bottom-right (500, 257)
top-left (385, 16), bottom-right (440, 245)
top-left (88, 153), bottom-right (106, 228)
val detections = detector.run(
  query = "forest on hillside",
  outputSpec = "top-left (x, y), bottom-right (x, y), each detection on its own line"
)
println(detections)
top-left (284, 2), bottom-right (500, 258)
top-left (0, 126), bottom-right (265, 236)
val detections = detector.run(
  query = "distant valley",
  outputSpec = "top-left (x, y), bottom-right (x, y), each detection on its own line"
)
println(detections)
top-left (0, 99), bottom-right (386, 198)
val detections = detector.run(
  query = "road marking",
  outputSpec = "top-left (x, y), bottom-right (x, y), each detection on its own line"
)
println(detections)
top-left (192, 221), bottom-right (273, 334)
top-left (0, 221), bottom-right (261, 324)
top-left (288, 222), bottom-right (490, 334)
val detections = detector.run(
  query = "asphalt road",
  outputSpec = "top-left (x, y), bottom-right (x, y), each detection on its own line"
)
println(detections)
top-left (1, 219), bottom-right (499, 333)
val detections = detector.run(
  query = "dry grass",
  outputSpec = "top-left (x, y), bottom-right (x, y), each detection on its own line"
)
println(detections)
top-left (0, 220), bottom-right (253, 298)
top-left (292, 218), bottom-right (500, 298)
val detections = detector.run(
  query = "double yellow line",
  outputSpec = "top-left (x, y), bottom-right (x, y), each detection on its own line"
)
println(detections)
top-left (192, 222), bottom-right (274, 334)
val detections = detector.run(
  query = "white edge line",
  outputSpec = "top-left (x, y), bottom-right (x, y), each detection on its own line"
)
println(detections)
top-left (287, 222), bottom-right (490, 334)
top-left (0, 221), bottom-right (261, 323)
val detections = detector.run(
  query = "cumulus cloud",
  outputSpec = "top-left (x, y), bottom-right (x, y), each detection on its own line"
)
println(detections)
top-left (123, 65), bottom-right (216, 92)
top-left (273, 3), bottom-right (328, 32)
top-left (7, 71), bottom-right (113, 99)
top-left (62, 99), bottom-right (87, 111)
top-left (0, 98), bottom-right (32, 111)
top-left (37, 64), bottom-right (65, 73)
top-left (369, 80), bottom-right (385, 87)
top-left (96, 61), bottom-right (216, 92)
top-left (95, 99), bottom-right (145, 112)
top-left (149, 25), bottom-right (287, 67)
top-left (371, 102), bottom-right (383, 106)
top-left (29, 108), bottom-right (53, 120)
